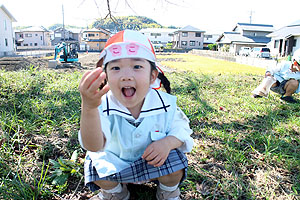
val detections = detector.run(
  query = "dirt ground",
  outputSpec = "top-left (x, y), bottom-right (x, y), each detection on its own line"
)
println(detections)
top-left (0, 52), bottom-right (101, 72)
top-left (0, 52), bottom-right (173, 72)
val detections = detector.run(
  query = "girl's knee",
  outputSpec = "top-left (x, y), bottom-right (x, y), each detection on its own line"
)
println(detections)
top-left (158, 169), bottom-right (184, 182)
top-left (288, 79), bottom-right (299, 87)
top-left (94, 180), bottom-right (118, 190)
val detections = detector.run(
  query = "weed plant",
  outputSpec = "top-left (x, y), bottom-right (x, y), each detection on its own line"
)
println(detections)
top-left (0, 54), bottom-right (299, 199)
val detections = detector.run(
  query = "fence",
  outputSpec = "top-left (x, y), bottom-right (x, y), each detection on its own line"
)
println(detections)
top-left (191, 49), bottom-right (277, 69)
top-left (191, 49), bottom-right (236, 62)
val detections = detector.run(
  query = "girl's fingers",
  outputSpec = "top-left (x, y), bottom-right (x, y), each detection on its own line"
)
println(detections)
top-left (87, 71), bottom-right (107, 92)
top-left (143, 150), bottom-right (157, 161)
top-left (147, 156), bottom-right (162, 167)
top-left (142, 146), bottom-right (153, 159)
top-left (80, 68), bottom-right (102, 91)
top-left (79, 70), bottom-right (92, 88)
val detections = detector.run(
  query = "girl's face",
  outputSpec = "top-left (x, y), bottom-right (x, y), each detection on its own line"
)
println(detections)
top-left (106, 58), bottom-right (158, 118)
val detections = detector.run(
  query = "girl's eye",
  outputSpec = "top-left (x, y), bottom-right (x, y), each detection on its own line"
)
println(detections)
top-left (111, 66), bottom-right (120, 70)
top-left (134, 65), bottom-right (142, 69)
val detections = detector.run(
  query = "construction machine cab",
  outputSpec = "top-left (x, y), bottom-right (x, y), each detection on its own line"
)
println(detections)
top-left (54, 41), bottom-right (79, 63)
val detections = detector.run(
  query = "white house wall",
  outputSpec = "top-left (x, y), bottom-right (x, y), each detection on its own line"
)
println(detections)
top-left (0, 8), bottom-right (15, 56)
top-left (16, 31), bottom-right (51, 47)
top-left (140, 29), bottom-right (175, 46)
top-left (292, 36), bottom-right (300, 54)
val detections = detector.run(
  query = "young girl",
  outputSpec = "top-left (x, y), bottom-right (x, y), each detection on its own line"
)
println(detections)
top-left (78, 30), bottom-right (194, 200)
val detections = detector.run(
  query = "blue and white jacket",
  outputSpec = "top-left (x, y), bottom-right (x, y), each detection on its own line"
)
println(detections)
top-left (79, 89), bottom-right (194, 178)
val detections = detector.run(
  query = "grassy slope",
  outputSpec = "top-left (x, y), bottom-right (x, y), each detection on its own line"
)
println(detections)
top-left (0, 54), bottom-right (299, 199)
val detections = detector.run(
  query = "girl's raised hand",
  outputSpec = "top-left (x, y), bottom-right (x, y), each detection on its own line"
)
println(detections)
top-left (79, 68), bottom-right (110, 109)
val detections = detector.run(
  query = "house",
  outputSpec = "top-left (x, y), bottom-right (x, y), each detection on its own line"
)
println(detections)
top-left (267, 20), bottom-right (300, 57)
top-left (216, 23), bottom-right (274, 54)
top-left (15, 26), bottom-right (51, 49)
top-left (51, 27), bottom-right (82, 46)
top-left (0, 4), bottom-right (17, 56)
top-left (173, 25), bottom-right (205, 49)
top-left (203, 33), bottom-right (221, 49)
top-left (139, 28), bottom-right (176, 48)
top-left (81, 28), bottom-right (111, 51)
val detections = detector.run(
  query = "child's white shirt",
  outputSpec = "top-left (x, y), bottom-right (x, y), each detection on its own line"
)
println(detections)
top-left (78, 89), bottom-right (194, 178)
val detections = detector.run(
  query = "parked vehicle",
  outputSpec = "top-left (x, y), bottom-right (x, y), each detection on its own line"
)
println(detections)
top-left (250, 47), bottom-right (271, 58)
top-left (239, 47), bottom-right (251, 56)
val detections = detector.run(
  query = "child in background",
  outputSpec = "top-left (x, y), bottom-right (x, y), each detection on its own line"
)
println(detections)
top-left (78, 30), bottom-right (194, 200)
top-left (252, 48), bottom-right (300, 103)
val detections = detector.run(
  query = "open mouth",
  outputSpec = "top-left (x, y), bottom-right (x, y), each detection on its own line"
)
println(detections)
top-left (122, 87), bottom-right (136, 97)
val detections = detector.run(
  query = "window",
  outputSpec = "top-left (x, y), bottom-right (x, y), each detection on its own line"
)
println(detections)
top-left (168, 33), bottom-right (173, 37)
top-left (30, 43), bottom-right (33, 46)
top-left (293, 39), bottom-right (297, 47)
top-left (41, 36), bottom-right (43, 40)
top-left (88, 33), bottom-right (95, 37)
top-left (151, 33), bottom-right (161, 36)
top-left (205, 35), bottom-right (212, 39)
top-left (55, 33), bottom-right (62, 38)
top-left (35, 34), bottom-right (38, 36)
top-left (34, 43), bottom-right (38, 46)
top-left (190, 41), bottom-right (195, 46)
top-left (195, 33), bottom-right (201, 37)
top-left (4, 20), bottom-right (7, 30)
top-left (24, 44), bottom-right (28, 46)
top-left (182, 32), bottom-right (188, 37)
top-left (274, 40), bottom-right (279, 48)
top-left (150, 33), bottom-right (161, 39)
top-left (19, 34), bottom-right (23, 38)
top-left (5, 38), bottom-right (8, 46)
top-left (25, 33), bottom-right (32, 37)
top-left (181, 41), bottom-right (187, 46)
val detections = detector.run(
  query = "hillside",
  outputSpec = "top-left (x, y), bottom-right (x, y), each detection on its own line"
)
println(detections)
top-left (92, 16), bottom-right (163, 31)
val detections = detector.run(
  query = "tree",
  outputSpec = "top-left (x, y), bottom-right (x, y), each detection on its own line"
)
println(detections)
top-left (208, 44), bottom-right (217, 51)
top-left (81, 0), bottom-right (179, 29)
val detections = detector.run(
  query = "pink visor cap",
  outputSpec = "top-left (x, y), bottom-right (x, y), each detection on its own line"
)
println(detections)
top-left (98, 30), bottom-right (163, 89)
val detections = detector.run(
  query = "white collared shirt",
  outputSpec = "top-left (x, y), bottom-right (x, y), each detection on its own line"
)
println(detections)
top-left (79, 89), bottom-right (194, 178)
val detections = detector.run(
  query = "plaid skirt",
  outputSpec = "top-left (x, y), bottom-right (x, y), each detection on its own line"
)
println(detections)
top-left (84, 149), bottom-right (188, 192)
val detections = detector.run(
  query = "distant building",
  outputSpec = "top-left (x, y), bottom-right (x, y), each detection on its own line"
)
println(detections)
top-left (216, 23), bottom-right (274, 54)
top-left (139, 28), bottom-right (176, 47)
top-left (267, 20), bottom-right (300, 57)
top-left (173, 25), bottom-right (205, 49)
top-left (203, 33), bottom-right (221, 49)
top-left (51, 27), bottom-right (82, 46)
top-left (81, 28), bottom-right (111, 51)
top-left (0, 4), bottom-right (17, 56)
top-left (15, 26), bottom-right (51, 49)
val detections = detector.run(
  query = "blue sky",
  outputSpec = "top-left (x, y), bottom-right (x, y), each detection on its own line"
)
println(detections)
top-left (1, 0), bottom-right (299, 33)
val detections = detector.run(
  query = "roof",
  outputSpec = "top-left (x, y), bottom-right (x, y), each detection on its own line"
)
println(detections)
top-left (21, 26), bottom-right (49, 32)
top-left (177, 25), bottom-right (205, 32)
top-left (139, 28), bottom-right (177, 34)
top-left (267, 20), bottom-right (300, 39)
top-left (203, 33), bottom-right (221, 44)
top-left (0, 4), bottom-right (17, 22)
top-left (233, 23), bottom-right (274, 32)
top-left (83, 28), bottom-right (111, 34)
top-left (288, 19), bottom-right (300, 26)
top-left (216, 32), bottom-right (271, 44)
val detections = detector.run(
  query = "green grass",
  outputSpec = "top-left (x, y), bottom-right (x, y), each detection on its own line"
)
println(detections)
top-left (157, 53), bottom-right (266, 75)
top-left (0, 54), bottom-right (299, 199)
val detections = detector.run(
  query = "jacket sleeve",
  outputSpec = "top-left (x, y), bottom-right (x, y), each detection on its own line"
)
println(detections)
top-left (167, 107), bottom-right (194, 153)
top-left (266, 62), bottom-right (283, 75)
top-left (78, 105), bottom-right (112, 151)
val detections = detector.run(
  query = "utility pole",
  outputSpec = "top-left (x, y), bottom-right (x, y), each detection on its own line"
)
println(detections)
top-left (62, 4), bottom-right (65, 41)
top-left (249, 10), bottom-right (255, 24)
